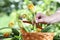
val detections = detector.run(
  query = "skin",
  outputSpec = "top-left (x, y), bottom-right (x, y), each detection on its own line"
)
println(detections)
top-left (35, 9), bottom-right (60, 24)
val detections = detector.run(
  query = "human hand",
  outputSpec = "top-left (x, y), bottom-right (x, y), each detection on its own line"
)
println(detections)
top-left (35, 12), bottom-right (52, 24)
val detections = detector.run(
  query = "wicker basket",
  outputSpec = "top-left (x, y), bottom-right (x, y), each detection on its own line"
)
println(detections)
top-left (21, 29), bottom-right (54, 40)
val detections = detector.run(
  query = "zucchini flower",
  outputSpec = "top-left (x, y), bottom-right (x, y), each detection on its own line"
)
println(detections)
top-left (9, 21), bottom-right (14, 27)
top-left (28, 4), bottom-right (34, 10)
top-left (28, 3), bottom-right (35, 12)
top-left (3, 32), bottom-right (10, 38)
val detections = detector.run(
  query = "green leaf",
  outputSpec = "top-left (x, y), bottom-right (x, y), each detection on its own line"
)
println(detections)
top-left (12, 28), bottom-right (19, 36)
top-left (12, 37), bottom-right (19, 40)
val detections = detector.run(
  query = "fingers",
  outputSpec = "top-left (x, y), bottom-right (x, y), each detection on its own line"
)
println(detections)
top-left (36, 12), bottom-right (47, 20)
top-left (38, 19), bottom-right (44, 22)
top-left (35, 12), bottom-right (46, 23)
top-left (36, 12), bottom-right (47, 17)
top-left (36, 13), bottom-right (41, 18)
top-left (36, 19), bottom-right (44, 23)
top-left (35, 17), bottom-right (50, 24)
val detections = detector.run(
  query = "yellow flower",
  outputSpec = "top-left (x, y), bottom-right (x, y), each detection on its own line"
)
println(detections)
top-left (3, 32), bottom-right (10, 38)
top-left (22, 14), bottom-right (27, 18)
top-left (28, 4), bottom-right (34, 10)
top-left (36, 28), bottom-right (41, 32)
top-left (9, 21), bottom-right (14, 27)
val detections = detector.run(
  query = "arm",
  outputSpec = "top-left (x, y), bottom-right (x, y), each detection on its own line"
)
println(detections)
top-left (49, 10), bottom-right (60, 23)
top-left (35, 9), bottom-right (60, 24)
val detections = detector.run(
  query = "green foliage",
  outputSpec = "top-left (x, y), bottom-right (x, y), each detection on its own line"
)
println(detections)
top-left (12, 28), bottom-right (19, 36)
top-left (41, 24), bottom-right (60, 40)
top-left (54, 34), bottom-right (60, 40)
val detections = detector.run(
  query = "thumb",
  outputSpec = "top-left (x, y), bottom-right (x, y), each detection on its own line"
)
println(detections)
top-left (38, 19), bottom-right (44, 23)
top-left (35, 19), bottom-right (44, 23)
